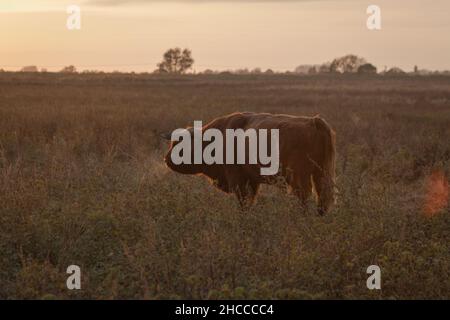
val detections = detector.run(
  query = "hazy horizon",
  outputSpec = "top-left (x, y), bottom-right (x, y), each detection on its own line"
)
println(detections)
top-left (2, 0), bottom-right (450, 72)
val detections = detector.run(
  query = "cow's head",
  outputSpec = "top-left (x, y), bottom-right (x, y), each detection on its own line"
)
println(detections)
top-left (161, 127), bottom-right (205, 175)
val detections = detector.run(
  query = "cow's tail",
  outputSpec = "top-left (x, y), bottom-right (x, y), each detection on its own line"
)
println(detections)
top-left (311, 116), bottom-right (336, 214)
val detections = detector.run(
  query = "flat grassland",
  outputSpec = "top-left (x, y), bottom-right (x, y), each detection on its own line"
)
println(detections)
top-left (0, 72), bottom-right (449, 299)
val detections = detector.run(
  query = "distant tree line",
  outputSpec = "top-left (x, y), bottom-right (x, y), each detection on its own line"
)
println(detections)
top-left (6, 50), bottom-right (450, 76)
top-left (197, 54), bottom-right (449, 76)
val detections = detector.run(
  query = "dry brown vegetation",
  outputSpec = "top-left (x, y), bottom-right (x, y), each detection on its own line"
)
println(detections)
top-left (0, 72), bottom-right (449, 299)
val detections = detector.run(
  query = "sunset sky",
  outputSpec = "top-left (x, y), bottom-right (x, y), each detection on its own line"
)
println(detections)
top-left (1, 0), bottom-right (450, 72)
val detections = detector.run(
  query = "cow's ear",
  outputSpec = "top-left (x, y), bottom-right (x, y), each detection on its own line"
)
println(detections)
top-left (159, 132), bottom-right (172, 141)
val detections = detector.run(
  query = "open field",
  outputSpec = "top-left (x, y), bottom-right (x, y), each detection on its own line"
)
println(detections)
top-left (0, 72), bottom-right (449, 299)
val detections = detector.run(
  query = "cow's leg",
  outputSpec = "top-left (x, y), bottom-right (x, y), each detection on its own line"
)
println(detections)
top-left (223, 168), bottom-right (259, 209)
top-left (235, 181), bottom-right (259, 209)
top-left (312, 169), bottom-right (334, 215)
top-left (289, 172), bottom-right (312, 210)
top-left (298, 174), bottom-right (313, 206)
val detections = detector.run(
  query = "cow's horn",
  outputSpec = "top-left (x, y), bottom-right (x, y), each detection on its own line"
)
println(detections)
top-left (159, 132), bottom-right (172, 140)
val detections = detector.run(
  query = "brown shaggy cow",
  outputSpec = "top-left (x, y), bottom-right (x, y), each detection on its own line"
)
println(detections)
top-left (162, 112), bottom-right (336, 215)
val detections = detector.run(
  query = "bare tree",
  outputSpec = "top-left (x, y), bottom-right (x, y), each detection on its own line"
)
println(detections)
top-left (330, 54), bottom-right (366, 73)
top-left (319, 63), bottom-right (331, 73)
top-left (157, 48), bottom-right (194, 74)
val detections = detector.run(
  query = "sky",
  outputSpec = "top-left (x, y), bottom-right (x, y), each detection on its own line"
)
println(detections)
top-left (1, 0), bottom-right (450, 72)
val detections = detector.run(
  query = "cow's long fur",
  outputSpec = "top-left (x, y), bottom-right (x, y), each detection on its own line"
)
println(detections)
top-left (164, 112), bottom-right (336, 214)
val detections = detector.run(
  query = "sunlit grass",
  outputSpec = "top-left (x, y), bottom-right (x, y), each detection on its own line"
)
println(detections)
top-left (0, 72), bottom-right (449, 299)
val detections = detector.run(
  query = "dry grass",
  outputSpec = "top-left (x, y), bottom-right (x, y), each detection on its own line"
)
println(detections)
top-left (0, 72), bottom-right (449, 299)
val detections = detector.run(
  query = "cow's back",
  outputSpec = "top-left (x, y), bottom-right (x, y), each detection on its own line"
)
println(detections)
top-left (203, 112), bottom-right (320, 180)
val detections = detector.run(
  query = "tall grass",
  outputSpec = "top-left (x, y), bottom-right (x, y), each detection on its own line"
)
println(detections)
top-left (0, 73), bottom-right (449, 299)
